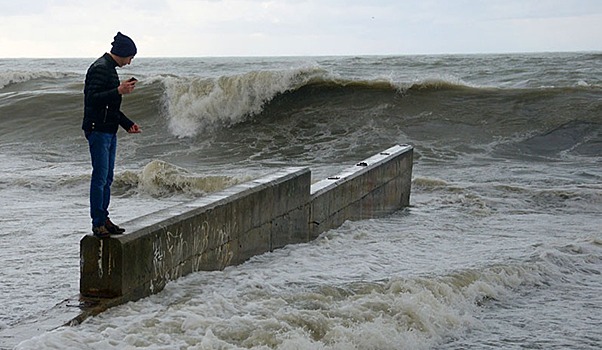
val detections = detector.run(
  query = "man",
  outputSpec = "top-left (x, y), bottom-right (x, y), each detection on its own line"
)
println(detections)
top-left (83, 32), bottom-right (141, 238)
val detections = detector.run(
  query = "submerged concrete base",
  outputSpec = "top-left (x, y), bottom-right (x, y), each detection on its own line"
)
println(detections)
top-left (0, 144), bottom-right (413, 348)
top-left (0, 294), bottom-right (141, 349)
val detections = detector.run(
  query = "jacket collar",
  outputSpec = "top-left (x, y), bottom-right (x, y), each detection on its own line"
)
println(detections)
top-left (103, 52), bottom-right (118, 68)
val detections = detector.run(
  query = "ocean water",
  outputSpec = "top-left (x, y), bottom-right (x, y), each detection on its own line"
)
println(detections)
top-left (0, 52), bottom-right (601, 349)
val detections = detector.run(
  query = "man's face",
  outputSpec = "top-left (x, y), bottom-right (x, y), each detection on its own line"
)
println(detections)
top-left (117, 56), bottom-right (134, 67)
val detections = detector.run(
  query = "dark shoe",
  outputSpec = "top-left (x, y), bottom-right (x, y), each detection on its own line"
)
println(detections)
top-left (92, 225), bottom-right (111, 238)
top-left (105, 218), bottom-right (125, 235)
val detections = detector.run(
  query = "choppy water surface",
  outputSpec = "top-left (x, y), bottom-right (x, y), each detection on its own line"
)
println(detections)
top-left (0, 52), bottom-right (600, 349)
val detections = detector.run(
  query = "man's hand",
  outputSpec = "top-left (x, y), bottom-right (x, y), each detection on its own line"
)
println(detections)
top-left (128, 123), bottom-right (141, 133)
top-left (118, 79), bottom-right (137, 95)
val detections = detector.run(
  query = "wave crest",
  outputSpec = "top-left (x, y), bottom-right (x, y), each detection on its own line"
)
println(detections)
top-left (160, 66), bottom-right (328, 138)
top-left (158, 68), bottom-right (476, 138)
top-left (0, 71), bottom-right (76, 89)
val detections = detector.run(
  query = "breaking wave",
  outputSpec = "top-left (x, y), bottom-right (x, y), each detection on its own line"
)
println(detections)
top-left (0, 159), bottom-right (251, 199)
top-left (115, 160), bottom-right (251, 197)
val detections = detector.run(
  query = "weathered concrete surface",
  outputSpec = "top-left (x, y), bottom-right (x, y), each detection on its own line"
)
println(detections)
top-left (309, 144), bottom-right (413, 239)
top-left (81, 167), bottom-right (311, 302)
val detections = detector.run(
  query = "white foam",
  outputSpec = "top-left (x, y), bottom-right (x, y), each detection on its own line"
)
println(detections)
top-left (15, 218), bottom-right (578, 350)
top-left (137, 159), bottom-right (251, 197)
top-left (159, 66), bottom-right (327, 138)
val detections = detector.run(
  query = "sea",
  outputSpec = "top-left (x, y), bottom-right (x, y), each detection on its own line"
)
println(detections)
top-left (0, 52), bottom-right (600, 349)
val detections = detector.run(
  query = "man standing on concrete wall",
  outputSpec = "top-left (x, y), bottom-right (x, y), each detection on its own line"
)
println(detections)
top-left (82, 32), bottom-right (141, 238)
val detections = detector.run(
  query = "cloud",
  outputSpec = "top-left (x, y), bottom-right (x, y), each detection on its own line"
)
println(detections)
top-left (0, 0), bottom-right (600, 57)
top-left (0, 1), bottom-right (50, 16)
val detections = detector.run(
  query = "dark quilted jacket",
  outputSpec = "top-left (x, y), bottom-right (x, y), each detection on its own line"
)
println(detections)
top-left (82, 53), bottom-right (134, 133)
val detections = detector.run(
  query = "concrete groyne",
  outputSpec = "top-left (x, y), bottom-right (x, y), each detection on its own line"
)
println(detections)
top-left (0, 145), bottom-right (413, 348)
top-left (80, 144), bottom-right (413, 304)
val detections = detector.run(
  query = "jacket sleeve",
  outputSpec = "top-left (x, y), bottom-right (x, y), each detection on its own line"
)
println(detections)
top-left (119, 111), bottom-right (135, 131)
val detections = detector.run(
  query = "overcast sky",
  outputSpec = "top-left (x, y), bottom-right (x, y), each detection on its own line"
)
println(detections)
top-left (0, 0), bottom-right (601, 58)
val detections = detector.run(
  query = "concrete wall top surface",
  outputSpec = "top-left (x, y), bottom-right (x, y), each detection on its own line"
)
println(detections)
top-left (310, 144), bottom-right (413, 196)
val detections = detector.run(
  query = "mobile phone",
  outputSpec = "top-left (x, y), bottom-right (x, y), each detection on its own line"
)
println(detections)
top-left (127, 77), bottom-right (138, 82)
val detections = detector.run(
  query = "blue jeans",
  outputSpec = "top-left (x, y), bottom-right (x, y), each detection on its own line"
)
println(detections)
top-left (86, 131), bottom-right (117, 228)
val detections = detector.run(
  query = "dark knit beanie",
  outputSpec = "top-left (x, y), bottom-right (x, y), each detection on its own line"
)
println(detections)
top-left (110, 32), bottom-right (137, 57)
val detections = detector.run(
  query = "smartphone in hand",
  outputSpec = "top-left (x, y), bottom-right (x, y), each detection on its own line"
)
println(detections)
top-left (127, 77), bottom-right (138, 82)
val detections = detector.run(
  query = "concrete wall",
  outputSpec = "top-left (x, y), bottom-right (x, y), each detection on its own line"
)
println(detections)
top-left (80, 145), bottom-right (413, 303)
top-left (309, 144), bottom-right (413, 239)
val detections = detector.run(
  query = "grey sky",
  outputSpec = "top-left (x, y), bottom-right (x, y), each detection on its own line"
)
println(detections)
top-left (0, 0), bottom-right (600, 57)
